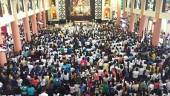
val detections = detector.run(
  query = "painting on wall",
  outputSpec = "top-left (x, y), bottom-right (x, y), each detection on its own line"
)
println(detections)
top-left (16, 0), bottom-right (24, 13)
top-left (102, 0), bottom-right (111, 20)
top-left (162, 0), bottom-right (170, 13)
top-left (0, 0), bottom-right (12, 16)
top-left (70, 0), bottom-right (91, 16)
top-left (145, 0), bottom-right (156, 11)
top-left (103, 7), bottom-right (110, 18)
top-left (27, 0), bottom-right (33, 11)
top-left (50, 4), bottom-right (57, 19)
top-left (134, 0), bottom-right (141, 9)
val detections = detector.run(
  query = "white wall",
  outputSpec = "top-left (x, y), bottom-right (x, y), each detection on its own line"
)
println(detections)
top-left (161, 19), bottom-right (170, 34)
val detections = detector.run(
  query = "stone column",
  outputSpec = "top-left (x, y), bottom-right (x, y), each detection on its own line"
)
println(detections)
top-left (152, 19), bottom-right (162, 46)
top-left (128, 13), bottom-right (135, 32)
top-left (32, 14), bottom-right (38, 34)
top-left (138, 15), bottom-right (148, 39)
top-left (11, 21), bottom-right (22, 52)
top-left (23, 17), bottom-right (31, 42)
top-left (0, 29), bottom-right (7, 66)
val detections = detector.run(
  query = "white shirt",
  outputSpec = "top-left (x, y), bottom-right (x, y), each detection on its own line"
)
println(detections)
top-left (0, 82), bottom-right (3, 88)
top-left (17, 78), bottom-right (23, 87)
top-left (64, 94), bottom-right (71, 96)
top-left (28, 64), bottom-right (34, 72)
top-left (63, 73), bottom-right (69, 81)
top-left (166, 81), bottom-right (170, 91)
top-left (132, 71), bottom-right (139, 79)
top-left (139, 68), bottom-right (144, 75)
top-left (98, 59), bottom-right (104, 67)
top-left (148, 83), bottom-right (154, 91)
top-left (41, 78), bottom-right (46, 86)
top-left (70, 86), bottom-right (76, 94)
top-left (39, 92), bottom-right (48, 96)
top-left (132, 84), bottom-right (139, 91)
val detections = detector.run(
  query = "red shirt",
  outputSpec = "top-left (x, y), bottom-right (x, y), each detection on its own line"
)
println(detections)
top-left (32, 79), bottom-right (39, 87)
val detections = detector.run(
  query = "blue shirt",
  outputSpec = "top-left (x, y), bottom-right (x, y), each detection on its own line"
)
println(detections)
top-left (62, 64), bottom-right (71, 73)
top-left (67, 48), bottom-right (73, 54)
top-left (27, 87), bottom-right (35, 96)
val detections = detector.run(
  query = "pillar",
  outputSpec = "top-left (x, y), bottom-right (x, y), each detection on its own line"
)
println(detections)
top-left (128, 13), bottom-right (135, 32)
top-left (42, 0), bottom-right (47, 28)
top-left (0, 30), bottom-right (7, 66)
top-left (0, 31), bottom-right (3, 44)
top-left (42, 11), bottom-right (47, 28)
top-left (116, 0), bottom-right (121, 25)
top-left (11, 21), bottom-right (22, 52)
top-left (0, 51), bottom-right (7, 66)
top-left (37, 12), bottom-right (43, 30)
top-left (152, 19), bottom-right (162, 46)
top-left (32, 14), bottom-right (38, 34)
top-left (123, 11), bottom-right (128, 18)
top-left (138, 15), bottom-right (148, 40)
top-left (23, 17), bottom-right (31, 42)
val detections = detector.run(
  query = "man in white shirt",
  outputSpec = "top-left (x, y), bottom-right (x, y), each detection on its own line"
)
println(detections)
top-left (39, 91), bottom-right (48, 96)
top-left (132, 68), bottom-right (139, 80)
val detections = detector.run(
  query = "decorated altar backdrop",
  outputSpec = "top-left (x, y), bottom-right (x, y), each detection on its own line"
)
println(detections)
top-left (70, 0), bottom-right (91, 16)
top-left (102, 0), bottom-right (111, 20)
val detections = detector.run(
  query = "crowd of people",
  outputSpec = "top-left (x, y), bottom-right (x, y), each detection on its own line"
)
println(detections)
top-left (0, 21), bottom-right (170, 96)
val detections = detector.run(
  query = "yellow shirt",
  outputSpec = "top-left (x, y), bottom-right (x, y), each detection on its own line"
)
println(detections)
top-left (103, 63), bottom-right (109, 71)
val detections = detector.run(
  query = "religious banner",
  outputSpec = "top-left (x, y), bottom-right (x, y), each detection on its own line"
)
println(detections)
top-left (102, 0), bottom-right (111, 20)
top-left (70, 0), bottom-right (91, 16)
top-left (0, 0), bottom-right (12, 16)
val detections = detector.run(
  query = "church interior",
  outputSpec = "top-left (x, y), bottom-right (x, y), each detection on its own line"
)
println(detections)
top-left (0, 0), bottom-right (170, 95)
